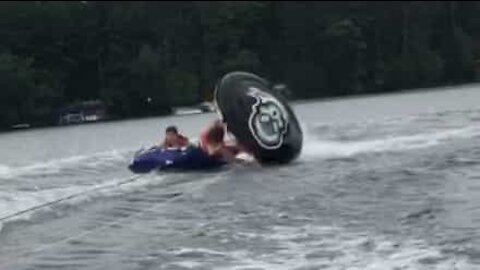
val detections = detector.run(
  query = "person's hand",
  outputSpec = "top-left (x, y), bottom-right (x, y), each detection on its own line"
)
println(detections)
top-left (207, 143), bottom-right (222, 155)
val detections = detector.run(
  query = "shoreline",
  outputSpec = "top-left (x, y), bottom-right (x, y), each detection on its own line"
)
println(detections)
top-left (2, 81), bottom-right (479, 135)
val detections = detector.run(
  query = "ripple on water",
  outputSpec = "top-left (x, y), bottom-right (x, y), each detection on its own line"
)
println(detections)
top-left (167, 224), bottom-right (478, 270)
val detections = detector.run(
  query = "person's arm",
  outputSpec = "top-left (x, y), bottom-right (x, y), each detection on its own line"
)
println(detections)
top-left (159, 137), bottom-right (167, 148)
top-left (218, 147), bottom-right (237, 163)
top-left (181, 135), bottom-right (190, 146)
top-left (205, 143), bottom-right (222, 156)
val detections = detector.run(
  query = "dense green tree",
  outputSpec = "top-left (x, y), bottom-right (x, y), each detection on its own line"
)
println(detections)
top-left (0, 1), bottom-right (479, 129)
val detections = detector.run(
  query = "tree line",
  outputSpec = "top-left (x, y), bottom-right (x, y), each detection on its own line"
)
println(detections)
top-left (1, 1), bottom-right (479, 129)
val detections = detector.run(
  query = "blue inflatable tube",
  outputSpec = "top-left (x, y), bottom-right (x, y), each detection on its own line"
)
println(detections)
top-left (128, 145), bottom-right (226, 174)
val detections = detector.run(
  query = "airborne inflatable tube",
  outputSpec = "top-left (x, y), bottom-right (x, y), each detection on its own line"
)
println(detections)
top-left (214, 71), bottom-right (303, 164)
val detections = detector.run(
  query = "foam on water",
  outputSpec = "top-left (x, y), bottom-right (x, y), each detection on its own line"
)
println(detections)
top-left (0, 149), bottom-right (132, 180)
top-left (0, 164), bottom-right (10, 175)
top-left (301, 125), bottom-right (480, 160)
top-left (0, 174), bottom-right (166, 231)
top-left (207, 225), bottom-right (476, 270)
top-left (0, 186), bottom-right (89, 221)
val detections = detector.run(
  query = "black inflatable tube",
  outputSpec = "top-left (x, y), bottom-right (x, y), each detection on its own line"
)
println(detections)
top-left (214, 71), bottom-right (303, 164)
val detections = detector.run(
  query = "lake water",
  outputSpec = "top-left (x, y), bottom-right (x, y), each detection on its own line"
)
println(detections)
top-left (1, 84), bottom-right (480, 269)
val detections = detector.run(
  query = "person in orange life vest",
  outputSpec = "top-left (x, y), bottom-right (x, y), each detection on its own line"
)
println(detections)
top-left (159, 125), bottom-right (190, 149)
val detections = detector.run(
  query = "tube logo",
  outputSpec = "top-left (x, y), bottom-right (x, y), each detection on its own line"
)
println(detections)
top-left (247, 87), bottom-right (289, 150)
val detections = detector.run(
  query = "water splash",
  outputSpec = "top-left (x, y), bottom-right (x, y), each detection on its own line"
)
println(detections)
top-left (301, 126), bottom-right (480, 160)
top-left (0, 149), bottom-right (133, 180)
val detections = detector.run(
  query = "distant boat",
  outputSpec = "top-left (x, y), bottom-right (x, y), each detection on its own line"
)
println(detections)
top-left (173, 107), bottom-right (203, 116)
top-left (173, 101), bottom-right (216, 116)
top-left (57, 100), bottom-right (106, 126)
top-left (59, 113), bottom-right (84, 125)
top-left (198, 101), bottom-right (215, 112)
top-left (11, 123), bottom-right (30, 129)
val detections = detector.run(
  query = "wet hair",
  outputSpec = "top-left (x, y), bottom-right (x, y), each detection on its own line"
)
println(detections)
top-left (165, 125), bottom-right (178, 134)
top-left (206, 124), bottom-right (225, 144)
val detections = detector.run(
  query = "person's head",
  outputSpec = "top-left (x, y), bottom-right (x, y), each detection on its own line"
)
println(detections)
top-left (165, 125), bottom-right (179, 143)
top-left (206, 123), bottom-right (225, 146)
